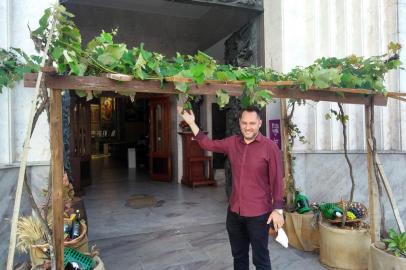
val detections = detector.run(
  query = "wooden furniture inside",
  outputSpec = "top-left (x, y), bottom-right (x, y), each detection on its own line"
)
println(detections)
top-left (179, 131), bottom-right (216, 187)
top-left (69, 93), bottom-right (91, 194)
top-left (149, 97), bottom-right (172, 181)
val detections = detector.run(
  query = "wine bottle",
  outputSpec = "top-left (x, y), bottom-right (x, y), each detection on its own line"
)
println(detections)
top-left (71, 210), bottom-right (81, 239)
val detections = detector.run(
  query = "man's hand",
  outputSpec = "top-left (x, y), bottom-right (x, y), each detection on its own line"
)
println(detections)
top-left (177, 106), bottom-right (199, 135)
top-left (267, 210), bottom-right (284, 231)
top-left (177, 106), bottom-right (195, 125)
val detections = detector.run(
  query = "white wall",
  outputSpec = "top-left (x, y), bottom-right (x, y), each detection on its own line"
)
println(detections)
top-left (0, 0), bottom-right (57, 165)
top-left (400, 0), bottom-right (406, 150)
top-left (263, 0), bottom-right (406, 229)
top-left (264, 0), bottom-right (403, 152)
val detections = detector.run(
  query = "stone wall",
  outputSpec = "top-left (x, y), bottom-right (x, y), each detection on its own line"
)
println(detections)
top-left (0, 165), bottom-right (49, 268)
top-left (294, 152), bottom-right (406, 231)
top-left (179, 0), bottom-right (262, 10)
top-left (223, 18), bottom-right (262, 197)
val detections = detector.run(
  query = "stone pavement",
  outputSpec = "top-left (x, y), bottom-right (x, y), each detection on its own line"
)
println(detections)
top-left (84, 158), bottom-right (325, 269)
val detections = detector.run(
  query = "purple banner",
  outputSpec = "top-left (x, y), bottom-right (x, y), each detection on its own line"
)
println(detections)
top-left (269, 119), bottom-right (282, 150)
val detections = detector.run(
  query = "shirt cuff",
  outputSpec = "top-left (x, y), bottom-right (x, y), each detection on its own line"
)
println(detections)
top-left (194, 130), bottom-right (205, 141)
top-left (273, 200), bottom-right (284, 210)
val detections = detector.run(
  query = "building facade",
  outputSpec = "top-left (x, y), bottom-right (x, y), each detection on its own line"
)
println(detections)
top-left (1, 0), bottom-right (406, 264)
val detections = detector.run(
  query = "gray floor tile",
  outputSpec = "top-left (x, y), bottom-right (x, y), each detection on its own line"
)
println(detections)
top-left (84, 158), bottom-right (325, 269)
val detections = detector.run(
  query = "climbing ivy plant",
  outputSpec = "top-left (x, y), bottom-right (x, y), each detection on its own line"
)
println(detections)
top-left (0, 48), bottom-right (41, 93)
top-left (0, 4), bottom-right (403, 109)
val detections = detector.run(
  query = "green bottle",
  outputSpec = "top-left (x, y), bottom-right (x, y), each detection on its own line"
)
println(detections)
top-left (294, 192), bottom-right (311, 214)
top-left (319, 203), bottom-right (343, 220)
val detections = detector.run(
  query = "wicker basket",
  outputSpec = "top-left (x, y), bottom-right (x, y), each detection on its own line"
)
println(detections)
top-left (30, 221), bottom-right (88, 267)
top-left (325, 201), bottom-right (368, 225)
top-left (64, 221), bottom-right (89, 253)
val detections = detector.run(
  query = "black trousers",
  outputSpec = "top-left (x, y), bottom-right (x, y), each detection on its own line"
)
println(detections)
top-left (226, 208), bottom-right (272, 270)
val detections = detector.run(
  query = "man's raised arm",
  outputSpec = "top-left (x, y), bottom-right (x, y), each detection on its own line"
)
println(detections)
top-left (177, 106), bottom-right (229, 154)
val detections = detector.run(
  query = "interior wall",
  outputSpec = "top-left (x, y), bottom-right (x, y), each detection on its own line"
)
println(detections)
top-left (65, 3), bottom-right (201, 56)
top-left (204, 35), bottom-right (229, 65)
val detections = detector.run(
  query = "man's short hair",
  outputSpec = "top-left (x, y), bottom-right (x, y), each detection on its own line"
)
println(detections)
top-left (239, 106), bottom-right (262, 120)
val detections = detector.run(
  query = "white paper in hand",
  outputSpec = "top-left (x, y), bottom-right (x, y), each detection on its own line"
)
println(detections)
top-left (275, 228), bottom-right (289, 248)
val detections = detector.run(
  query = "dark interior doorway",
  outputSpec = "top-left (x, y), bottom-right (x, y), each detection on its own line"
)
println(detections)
top-left (89, 96), bottom-right (150, 169)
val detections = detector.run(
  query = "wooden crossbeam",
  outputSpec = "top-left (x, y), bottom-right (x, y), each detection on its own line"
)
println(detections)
top-left (388, 94), bottom-right (406, 103)
top-left (23, 73), bottom-right (388, 106)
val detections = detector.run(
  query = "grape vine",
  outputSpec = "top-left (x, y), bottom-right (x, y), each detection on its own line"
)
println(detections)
top-left (0, 5), bottom-right (403, 109)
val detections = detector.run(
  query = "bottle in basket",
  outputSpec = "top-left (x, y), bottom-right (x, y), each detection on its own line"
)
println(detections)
top-left (71, 210), bottom-right (81, 239)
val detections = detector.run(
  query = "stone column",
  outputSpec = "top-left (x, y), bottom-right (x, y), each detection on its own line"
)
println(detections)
top-left (223, 17), bottom-right (262, 198)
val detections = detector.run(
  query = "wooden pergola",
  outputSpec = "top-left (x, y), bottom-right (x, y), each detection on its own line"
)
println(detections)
top-left (24, 72), bottom-right (391, 269)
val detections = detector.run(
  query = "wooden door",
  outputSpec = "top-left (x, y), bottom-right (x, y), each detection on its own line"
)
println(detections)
top-left (69, 93), bottom-right (91, 193)
top-left (149, 97), bottom-right (172, 181)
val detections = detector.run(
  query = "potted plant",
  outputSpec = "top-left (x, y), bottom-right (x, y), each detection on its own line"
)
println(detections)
top-left (279, 99), bottom-right (320, 252)
top-left (318, 103), bottom-right (371, 270)
top-left (313, 43), bottom-right (402, 269)
top-left (369, 229), bottom-right (406, 269)
top-left (366, 43), bottom-right (405, 270)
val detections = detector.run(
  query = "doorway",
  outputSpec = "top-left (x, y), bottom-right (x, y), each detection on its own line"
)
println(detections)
top-left (67, 94), bottom-right (173, 194)
top-left (149, 97), bottom-right (172, 182)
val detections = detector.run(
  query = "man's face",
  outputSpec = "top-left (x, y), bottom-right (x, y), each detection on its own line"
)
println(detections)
top-left (239, 111), bottom-right (262, 141)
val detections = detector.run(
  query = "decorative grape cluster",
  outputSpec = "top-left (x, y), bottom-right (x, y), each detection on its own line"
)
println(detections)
top-left (347, 202), bottom-right (367, 219)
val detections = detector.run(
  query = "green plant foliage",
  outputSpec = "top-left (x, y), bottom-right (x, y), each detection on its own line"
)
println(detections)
top-left (383, 229), bottom-right (406, 257)
top-left (0, 5), bottom-right (403, 110)
top-left (0, 48), bottom-right (41, 92)
top-left (325, 108), bottom-right (349, 123)
top-left (216, 89), bottom-right (230, 109)
top-left (289, 42), bottom-right (402, 93)
top-left (284, 98), bottom-right (307, 203)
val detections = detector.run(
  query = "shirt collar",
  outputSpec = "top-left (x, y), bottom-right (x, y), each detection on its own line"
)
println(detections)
top-left (238, 132), bottom-right (264, 144)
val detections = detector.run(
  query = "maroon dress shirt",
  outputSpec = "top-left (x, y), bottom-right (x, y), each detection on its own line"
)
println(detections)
top-left (195, 131), bottom-right (284, 217)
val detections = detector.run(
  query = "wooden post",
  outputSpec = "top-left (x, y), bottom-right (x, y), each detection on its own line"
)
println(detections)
top-left (50, 89), bottom-right (64, 269)
top-left (280, 99), bottom-right (291, 197)
top-left (367, 139), bottom-right (405, 233)
top-left (364, 104), bottom-right (380, 243)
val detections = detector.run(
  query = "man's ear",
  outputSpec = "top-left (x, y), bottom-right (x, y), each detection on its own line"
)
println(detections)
top-left (259, 119), bottom-right (262, 128)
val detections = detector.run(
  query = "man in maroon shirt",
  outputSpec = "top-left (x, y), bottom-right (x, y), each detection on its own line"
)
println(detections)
top-left (178, 105), bottom-right (284, 270)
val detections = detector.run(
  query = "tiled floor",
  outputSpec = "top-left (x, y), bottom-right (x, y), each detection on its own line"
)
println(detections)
top-left (84, 157), bottom-right (325, 269)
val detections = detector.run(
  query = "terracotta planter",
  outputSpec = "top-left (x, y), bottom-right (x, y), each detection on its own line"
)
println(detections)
top-left (369, 243), bottom-right (406, 270)
top-left (284, 212), bottom-right (319, 252)
top-left (319, 220), bottom-right (370, 270)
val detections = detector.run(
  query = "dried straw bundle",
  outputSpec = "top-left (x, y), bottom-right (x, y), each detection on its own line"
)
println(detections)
top-left (16, 216), bottom-right (47, 253)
